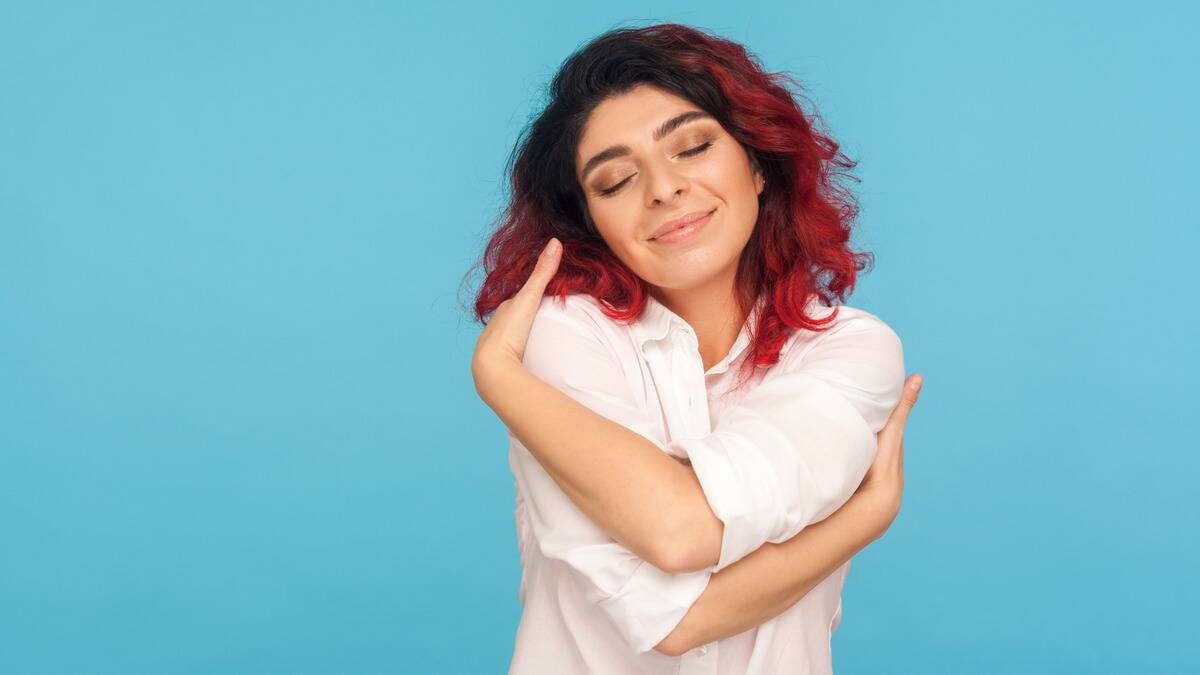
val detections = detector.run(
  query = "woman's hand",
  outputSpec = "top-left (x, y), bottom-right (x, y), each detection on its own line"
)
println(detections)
top-left (471, 238), bottom-right (562, 397)
top-left (854, 374), bottom-right (923, 536)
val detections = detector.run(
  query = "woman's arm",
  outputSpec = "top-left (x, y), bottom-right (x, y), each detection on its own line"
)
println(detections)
top-left (478, 305), bottom-right (905, 576)
top-left (478, 360), bottom-right (720, 572)
top-left (474, 245), bottom-right (919, 653)
top-left (655, 489), bottom-right (884, 656)
top-left (656, 374), bottom-right (919, 656)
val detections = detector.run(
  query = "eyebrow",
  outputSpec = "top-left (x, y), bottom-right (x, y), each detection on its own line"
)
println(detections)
top-left (578, 110), bottom-right (715, 183)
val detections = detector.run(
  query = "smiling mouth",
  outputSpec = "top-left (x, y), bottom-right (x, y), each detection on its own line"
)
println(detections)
top-left (649, 208), bottom-right (715, 244)
top-left (650, 208), bottom-right (717, 241)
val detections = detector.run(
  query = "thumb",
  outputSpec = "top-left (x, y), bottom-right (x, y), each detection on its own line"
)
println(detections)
top-left (529, 238), bottom-right (562, 286)
top-left (510, 237), bottom-right (563, 316)
top-left (885, 374), bottom-right (923, 431)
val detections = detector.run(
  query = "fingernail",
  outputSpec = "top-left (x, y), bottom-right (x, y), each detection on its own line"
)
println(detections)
top-left (547, 238), bottom-right (561, 256)
top-left (908, 376), bottom-right (923, 392)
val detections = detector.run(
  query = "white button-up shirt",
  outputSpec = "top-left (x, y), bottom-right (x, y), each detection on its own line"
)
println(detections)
top-left (507, 291), bottom-right (905, 675)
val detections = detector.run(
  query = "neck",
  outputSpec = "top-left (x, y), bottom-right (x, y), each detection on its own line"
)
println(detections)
top-left (649, 270), bottom-right (749, 373)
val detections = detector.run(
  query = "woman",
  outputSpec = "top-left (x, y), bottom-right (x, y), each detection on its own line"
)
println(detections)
top-left (468, 23), bottom-right (923, 674)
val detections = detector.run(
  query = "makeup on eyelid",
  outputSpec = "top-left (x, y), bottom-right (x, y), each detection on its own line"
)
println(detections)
top-left (594, 139), bottom-right (715, 197)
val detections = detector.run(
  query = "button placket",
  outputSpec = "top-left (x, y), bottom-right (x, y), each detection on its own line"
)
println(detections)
top-left (669, 326), bottom-right (694, 412)
top-left (657, 322), bottom-right (713, 441)
top-left (680, 327), bottom-right (713, 435)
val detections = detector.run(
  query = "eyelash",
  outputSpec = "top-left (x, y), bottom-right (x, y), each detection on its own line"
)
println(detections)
top-left (596, 141), bottom-right (714, 198)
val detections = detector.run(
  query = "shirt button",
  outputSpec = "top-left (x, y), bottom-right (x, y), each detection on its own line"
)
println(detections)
top-left (697, 644), bottom-right (709, 656)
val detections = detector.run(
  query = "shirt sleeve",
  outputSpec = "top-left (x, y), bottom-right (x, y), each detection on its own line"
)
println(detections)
top-left (508, 295), bottom-right (712, 655)
top-left (669, 309), bottom-right (906, 573)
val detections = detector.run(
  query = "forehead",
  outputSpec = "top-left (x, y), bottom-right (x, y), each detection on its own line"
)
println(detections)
top-left (576, 86), bottom-right (708, 162)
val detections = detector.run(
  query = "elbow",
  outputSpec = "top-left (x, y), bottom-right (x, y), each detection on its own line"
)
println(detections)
top-left (652, 515), bottom-right (722, 575)
top-left (647, 476), bottom-right (724, 573)
top-left (644, 534), bottom-right (690, 574)
top-left (620, 522), bottom-right (696, 574)
top-left (648, 541), bottom-right (693, 575)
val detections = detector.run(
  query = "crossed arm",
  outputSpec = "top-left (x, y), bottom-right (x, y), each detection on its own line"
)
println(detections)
top-left (480, 296), bottom-right (905, 655)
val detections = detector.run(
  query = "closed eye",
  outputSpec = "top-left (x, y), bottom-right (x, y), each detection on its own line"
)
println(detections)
top-left (596, 141), bottom-right (714, 198)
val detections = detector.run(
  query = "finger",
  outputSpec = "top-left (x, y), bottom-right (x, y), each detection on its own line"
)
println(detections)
top-left (514, 238), bottom-right (562, 305)
top-left (492, 239), bottom-right (562, 346)
top-left (882, 374), bottom-right (923, 434)
top-left (532, 237), bottom-right (562, 282)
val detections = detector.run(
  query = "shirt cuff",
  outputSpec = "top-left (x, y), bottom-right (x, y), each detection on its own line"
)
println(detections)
top-left (672, 432), bottom-right (786, 573)
top-left (596, 559), bottom-right (711, 654)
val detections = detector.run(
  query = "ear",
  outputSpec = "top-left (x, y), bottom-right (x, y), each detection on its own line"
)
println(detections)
top-left (747, 152), bottom-right (765, 196)
top-left (745, 146), bottom-right (766, 196)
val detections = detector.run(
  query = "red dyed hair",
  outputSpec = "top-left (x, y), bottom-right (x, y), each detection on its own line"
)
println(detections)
top-left (462, 22), bottom-right (873, 391)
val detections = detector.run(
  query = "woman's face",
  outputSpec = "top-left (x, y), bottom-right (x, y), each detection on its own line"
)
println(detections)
top-left (575, 83), bottom-right (764, 293)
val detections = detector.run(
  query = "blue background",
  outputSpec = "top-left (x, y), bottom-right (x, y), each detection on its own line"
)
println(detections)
top-left (2, 2), bottom-right (1196, 673)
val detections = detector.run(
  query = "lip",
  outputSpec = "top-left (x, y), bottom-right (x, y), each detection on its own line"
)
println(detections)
top-left (648, 208), bottom-right (717, 241)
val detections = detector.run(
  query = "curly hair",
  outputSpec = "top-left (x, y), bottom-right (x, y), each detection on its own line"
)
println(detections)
top-left (462, 21), bottom-right (874, 392)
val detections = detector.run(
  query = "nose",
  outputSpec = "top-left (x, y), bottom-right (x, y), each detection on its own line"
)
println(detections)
top-left (644, 161), bottom-right (689, 207)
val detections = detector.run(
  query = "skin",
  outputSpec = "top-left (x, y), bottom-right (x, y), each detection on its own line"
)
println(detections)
top-left (472, 83), bottom-right (925, 656)
top-left (575, 83), bottom-right (765, 372)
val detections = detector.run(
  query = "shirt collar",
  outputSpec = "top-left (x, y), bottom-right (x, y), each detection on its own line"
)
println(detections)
top-left (630, 293), bottom-right (679, 348)
top-left (632, 292), bottom-right (771, 364)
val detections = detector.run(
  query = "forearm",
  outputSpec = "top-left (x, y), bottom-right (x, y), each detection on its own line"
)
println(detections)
top-left (655, 492), bottom-right (887, 657)
top-left (478, 360), bottom-right (720, 567)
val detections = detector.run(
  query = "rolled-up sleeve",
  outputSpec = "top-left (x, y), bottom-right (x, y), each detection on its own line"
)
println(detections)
top-left (669, 310), bottom-right (906, 573)
top-left (509, 295), bottom-right (711, 654)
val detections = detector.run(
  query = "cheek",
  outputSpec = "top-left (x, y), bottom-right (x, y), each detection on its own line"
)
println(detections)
top-left (592, 220), bottom-right (641, 261)
top-left (709, 145), bottom-right (757, 188)
top-left (592, 204), bottom-right (641, 243)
